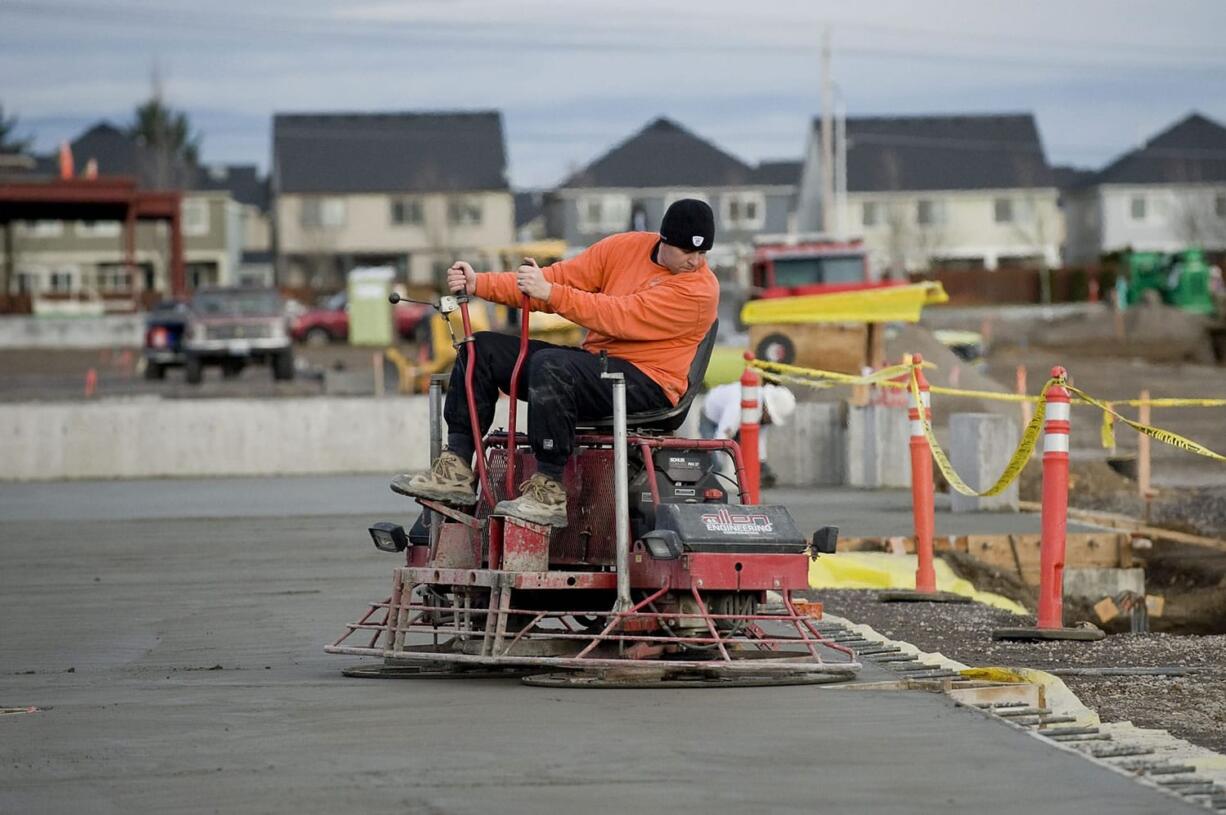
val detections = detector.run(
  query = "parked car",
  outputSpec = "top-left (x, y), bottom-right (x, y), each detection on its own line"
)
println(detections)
top-left (290, 292), bottom-right (430, 345)
top-left (183, 287), bottom-right (294, 384)
top-left (142, 300), bottom-right (190, 379)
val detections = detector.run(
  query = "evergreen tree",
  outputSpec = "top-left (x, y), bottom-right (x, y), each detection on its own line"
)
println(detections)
top-left (0, 103), bottom-right (33, 153)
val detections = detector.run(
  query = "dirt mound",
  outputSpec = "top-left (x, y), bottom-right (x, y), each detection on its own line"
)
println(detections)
top-left (1000, 302), bottom-right (1216, 364)
top-left (885, 323), bottom-right (1018, 426)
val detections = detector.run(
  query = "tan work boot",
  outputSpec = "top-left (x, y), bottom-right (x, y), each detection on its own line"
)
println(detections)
top-left (390, 451), bottom-right (477, 505)
top-left (493, 473), bottom-right (568, 527)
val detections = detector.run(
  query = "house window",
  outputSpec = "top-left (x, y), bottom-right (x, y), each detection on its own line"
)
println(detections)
top-left (993, 198), bottom-right (1014, 224)
top-left (390, 197), bottom-right (424, 226)
top-left (916, 199), bottom-right (945, 226)
top-left (49, 270), bottom-right (75, 293)
top-left (183, 199), bottom-right (210, 236)
top-left (301, 197), bottom-right (347, 229)
top-left (76, 220), bottom-right (122, 238)
top-left (722, 192), bottom-right (765, 230)
top-left (1130, 196), bottom-right (1147, 221)
top-left (577, 194), bottom-right (631, 233)
top-left (448, 197), bottom-right (483, 226)
top-left (94, 265), bottom-right (133, 292)
top-left (862, 201), bottom-right (880, 227)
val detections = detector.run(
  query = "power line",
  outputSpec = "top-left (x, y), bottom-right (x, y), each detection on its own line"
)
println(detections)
top-left (3, 0), bottom-right (1226, 73)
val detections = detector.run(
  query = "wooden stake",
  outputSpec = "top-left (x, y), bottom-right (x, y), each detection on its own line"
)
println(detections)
top-left (373, 351), bottom-right (385, 397)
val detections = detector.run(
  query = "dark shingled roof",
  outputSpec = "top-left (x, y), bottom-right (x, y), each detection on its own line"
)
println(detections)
top-left (273, 111), bottom-right (508, 194)
top-left (751, 160), bottom-right (802, 186)
top-left (1094, 113), bottom-right (1226, 185)
top-left (560, 117), bottom-right (753, 189)
top-left (194, 164), bottom-right (269, 211)
top-left (68, 121), bottom-right (197, 188)
top-left (820, 114), bottom-right (1054, 192)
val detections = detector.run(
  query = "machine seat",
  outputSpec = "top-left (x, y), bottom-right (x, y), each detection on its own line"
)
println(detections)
top-left (578, 320), bottom-right (719, 434)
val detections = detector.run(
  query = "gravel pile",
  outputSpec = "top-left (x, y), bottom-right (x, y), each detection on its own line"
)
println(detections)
top-left (817, 588), bottom-right (1226, 755)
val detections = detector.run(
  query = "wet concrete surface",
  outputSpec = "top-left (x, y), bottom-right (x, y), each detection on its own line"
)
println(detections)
top-left (0, 478), bottom-right (1199, 813)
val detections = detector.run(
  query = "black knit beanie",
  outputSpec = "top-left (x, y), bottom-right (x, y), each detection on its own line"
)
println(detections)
top-left (660, 198), bottom-right (715, 252)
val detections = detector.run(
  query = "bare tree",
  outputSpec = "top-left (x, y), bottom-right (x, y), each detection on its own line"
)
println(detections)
top-left (1170, 189), bottom-right (1226, 248)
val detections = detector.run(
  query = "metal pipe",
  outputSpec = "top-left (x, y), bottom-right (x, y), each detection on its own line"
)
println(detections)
top-left (458, 299), bottom-right (494, 510)
top-left (426, 375), bottom-right (443, 551)
top-left (505, 292), bottom-right (531, 496)
top-left (607, 371), bottom-right (631, 613)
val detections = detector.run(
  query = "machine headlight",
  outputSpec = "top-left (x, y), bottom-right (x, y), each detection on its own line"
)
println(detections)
top-left (369, 522), bottom-right (408, 553)
top-left (638, 530), bottom-right (682, 560)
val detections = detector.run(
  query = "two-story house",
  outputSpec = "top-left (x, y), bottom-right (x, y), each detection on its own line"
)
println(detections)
top-left (271, 111), bottom-right (514, 291)
top-left (797, 114), bottom-right (1062, 275)
top-left (1063, 112), bottom-right (1226, 264)
top-left (544, 117), bottom-right (800, 270)
top-left (4, 122), bottom-right (263, 301)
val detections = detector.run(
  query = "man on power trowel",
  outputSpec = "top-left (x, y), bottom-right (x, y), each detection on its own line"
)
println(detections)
top-left (390, 199), bottom-right (720, 528)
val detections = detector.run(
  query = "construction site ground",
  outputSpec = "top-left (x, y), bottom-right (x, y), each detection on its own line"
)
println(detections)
top-left (1, 475), bottom-right (1220, 813)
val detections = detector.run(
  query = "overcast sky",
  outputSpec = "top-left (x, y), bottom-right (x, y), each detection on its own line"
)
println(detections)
top-left (3, 0), bottom-right (1225, 188)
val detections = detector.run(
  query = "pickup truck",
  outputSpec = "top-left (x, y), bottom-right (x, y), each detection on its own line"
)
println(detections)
top-left (142, 300), bottom-right (190, 379)
top-left (183, 287), bottom-right (294, 384)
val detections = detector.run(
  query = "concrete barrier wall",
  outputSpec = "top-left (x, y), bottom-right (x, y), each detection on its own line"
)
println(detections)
top-left (1, 396), bottom-right (431, 480)
top-left (766, 402), bottom-right (846, 486)
top-left (0, 315), bottom-right (144, 349)
top-left (845, 404), bottom-right (911, 488)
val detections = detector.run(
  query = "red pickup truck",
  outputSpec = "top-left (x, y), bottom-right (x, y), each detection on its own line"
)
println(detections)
top-left (290, 292), bottom-right (429, 345)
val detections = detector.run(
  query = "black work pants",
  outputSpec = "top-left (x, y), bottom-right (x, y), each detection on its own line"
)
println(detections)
top-left (444, 331), bottom-right (670, 480)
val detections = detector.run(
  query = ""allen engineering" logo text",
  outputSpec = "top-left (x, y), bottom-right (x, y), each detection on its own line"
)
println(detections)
top-left (700, 508), bottom-right (775, 535)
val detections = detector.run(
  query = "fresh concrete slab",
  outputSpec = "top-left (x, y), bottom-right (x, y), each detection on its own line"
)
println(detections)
top-left (0, 478), bottom-right (1192, 814)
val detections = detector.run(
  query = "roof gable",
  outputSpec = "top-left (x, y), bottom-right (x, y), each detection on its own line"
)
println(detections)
top-left (1095, 112), bottom-right (1226, 185)
top-left (273, 111), bottom-right (508, 194)
top-left (751, 159), bottom-right (802, 186)
top-left (560, 117), bottom-right (753, 189)
top-left (194, 164), bottom-right (269, 211)
top-left (828, 114), bottom-right (1054, 193)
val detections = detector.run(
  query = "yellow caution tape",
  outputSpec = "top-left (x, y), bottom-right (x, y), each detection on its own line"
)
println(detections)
top-left (1110, 397), bottom-right (1226, 408)
top-left (749, 358), bottom-right (925, 389)
top-left (751, 357), bottom-right (1226, 465)
top-left (908, 368), bottom-right (1054, 497)
top-left (1065, 384), bottom-right (1226, 463)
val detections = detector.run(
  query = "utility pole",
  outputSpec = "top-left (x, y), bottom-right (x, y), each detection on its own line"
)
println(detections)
top-left (820, 26), bottom-right (834, 236)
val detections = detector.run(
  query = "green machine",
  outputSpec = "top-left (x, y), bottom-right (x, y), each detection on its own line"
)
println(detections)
top-left (1123, 249), bottom-right (1215, 315)
top-left (347, 266), bottom-right (396, 346)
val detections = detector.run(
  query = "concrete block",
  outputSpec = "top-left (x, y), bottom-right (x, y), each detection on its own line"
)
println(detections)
top-left (1064, 567), bottom-right (1145, 601)
top-left (766, 401), bottom-right (846, 486)
top-left (845, 404), bottom-right (910, 488)
top-left (948, 413), bottom-right (1019, 512)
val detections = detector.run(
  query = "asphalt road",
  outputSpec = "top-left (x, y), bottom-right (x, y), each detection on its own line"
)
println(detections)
top-left (0, 478), bottom-right (1197, 814)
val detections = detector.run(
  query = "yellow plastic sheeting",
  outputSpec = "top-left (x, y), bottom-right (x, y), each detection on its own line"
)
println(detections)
top-left (741, 281), bottom-right (949, 326)
top-left (810, 551), bottom-right (1026, 615)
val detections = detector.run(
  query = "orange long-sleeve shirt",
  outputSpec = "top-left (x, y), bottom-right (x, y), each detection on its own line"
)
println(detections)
top-left (474, 232), bottom-right (719, 404)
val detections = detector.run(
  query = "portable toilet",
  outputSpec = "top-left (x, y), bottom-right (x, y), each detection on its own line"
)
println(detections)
top-left (347, 266), bottom-right (395, 346)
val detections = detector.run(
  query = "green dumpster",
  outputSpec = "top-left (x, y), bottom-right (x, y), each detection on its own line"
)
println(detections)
top-left (347, 266), bottom-right (395, 346)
